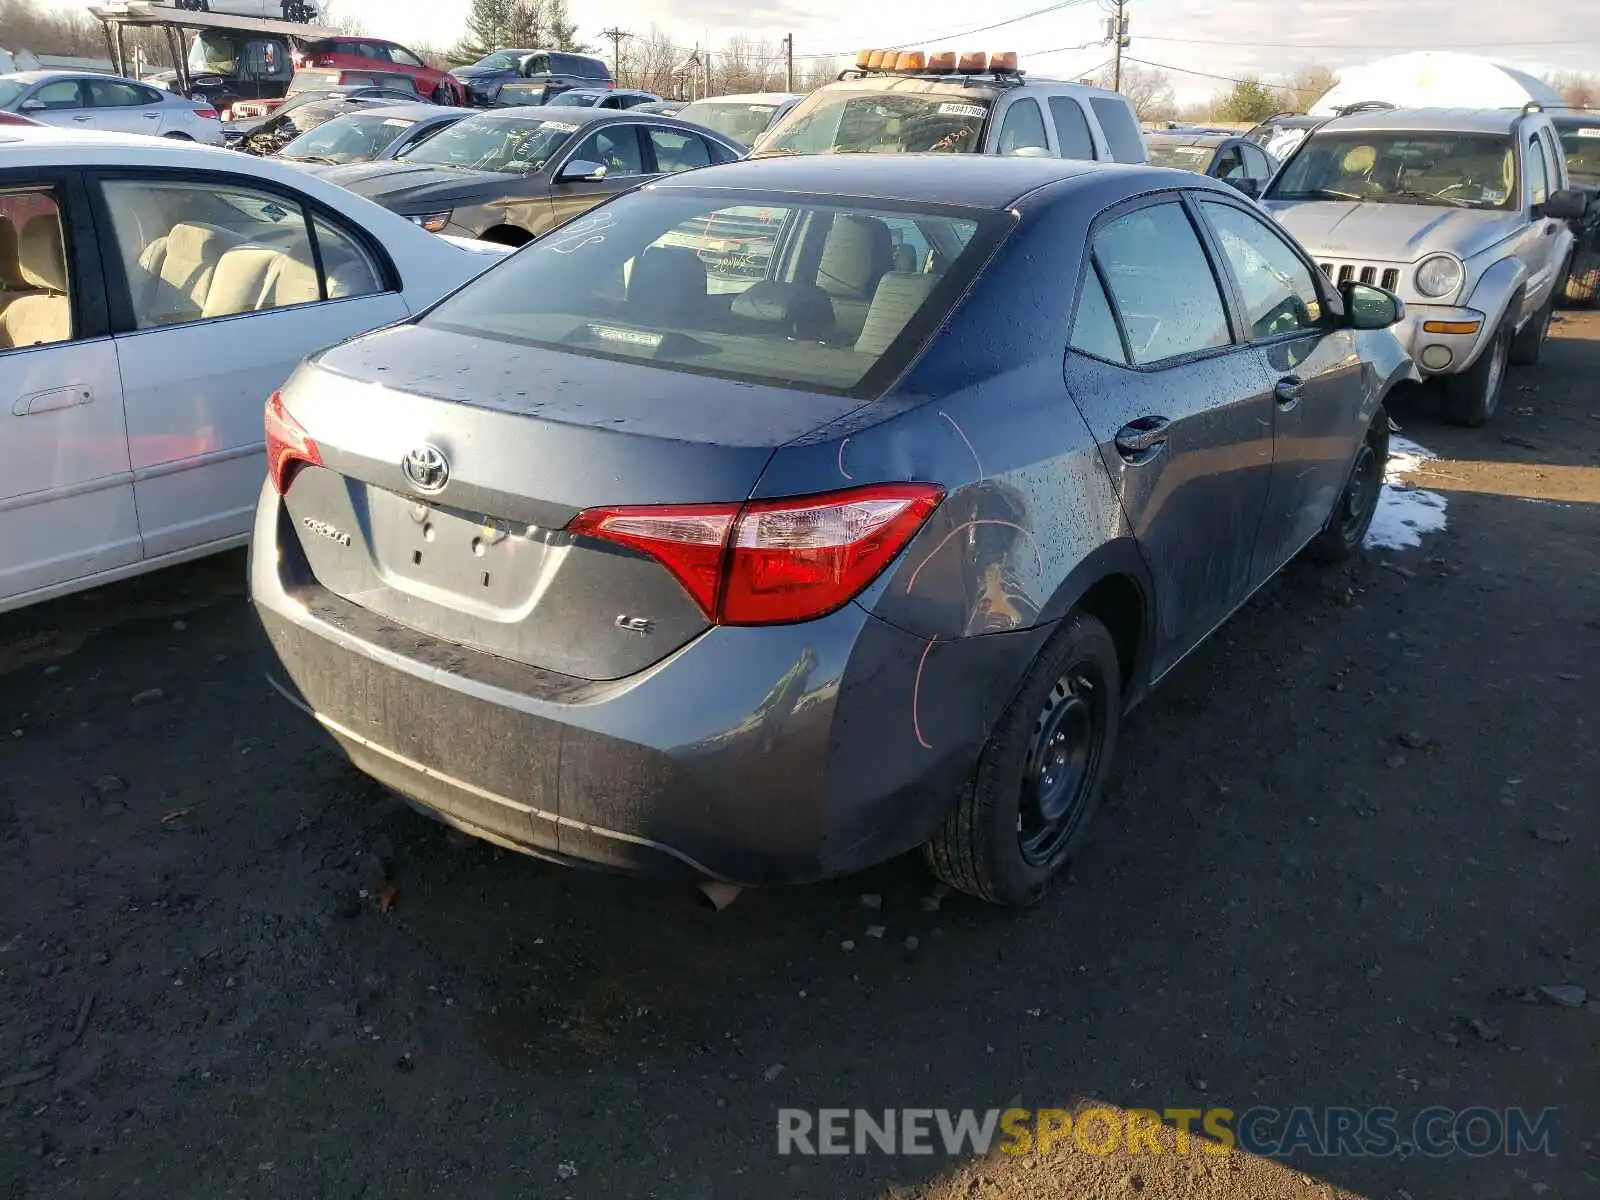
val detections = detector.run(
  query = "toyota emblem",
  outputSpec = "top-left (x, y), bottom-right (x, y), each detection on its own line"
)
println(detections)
top-left (402, 444), bottom-right (450, 493)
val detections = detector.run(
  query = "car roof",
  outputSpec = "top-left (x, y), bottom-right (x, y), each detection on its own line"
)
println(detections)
top-left (356, 104), bottom-right (475, 120)
top-left (685, 92), bottom-right (801, 105)
top-left (1548, 111), bottom-right (1600, 127)
top-left (1, 69), bottom-right (85, 84)
top-left (464, 105), bottom-right (666, 127)
top-left (645, 152), bottom-right (1207, 208)
top-left (1320, 106), bottom-right (1538, 134)
top-left (1147, 131), bottom-right (1230, 147)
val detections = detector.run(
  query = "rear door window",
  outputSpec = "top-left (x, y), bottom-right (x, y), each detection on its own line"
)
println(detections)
top-left (1088, 96), bottom-right (1146, 162)
top-left (1070, 267), bottom-right (1127, 364)
top-left (1047, 96), bottom-right (1096, 160)
top-left (646, 127), bottom-right (713, 173)
top-left (1093, 202), bottom-right (1230, 364)
top-left (997, 98), bottom-right (1050, 155)
top-left (1527, 134), bottom-right (1550, 205)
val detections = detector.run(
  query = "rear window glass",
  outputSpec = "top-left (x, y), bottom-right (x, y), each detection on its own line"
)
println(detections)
top-left (423, 189), bottom-right (1007, 397)
top-left (1089, 96), bottom-right (1147, 163)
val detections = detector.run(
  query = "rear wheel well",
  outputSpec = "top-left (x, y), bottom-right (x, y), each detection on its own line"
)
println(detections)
top-left (1073, 574), bottom-right (1143, 692)
top-left (480, 224), bottom-right (533, 247)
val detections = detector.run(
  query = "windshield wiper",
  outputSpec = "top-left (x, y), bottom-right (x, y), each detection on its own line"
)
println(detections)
top-left (1387, 189), bottom-right (1472, 208)
top-left (1290, 187), bottom-right (1365, 201)
top-left (286, 154), bottom-right (338, 165)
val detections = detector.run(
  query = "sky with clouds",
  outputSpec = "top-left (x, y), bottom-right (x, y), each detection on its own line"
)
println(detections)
top-left (63, 0), bottom-right (1598, 100)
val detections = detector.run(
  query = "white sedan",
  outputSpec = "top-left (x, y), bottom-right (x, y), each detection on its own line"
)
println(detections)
top-left (162, 0), bottom-right (320, 20)
top-left (0, 127), bottom-right (509, 612)
top-left (0, 71), bottom-right (226, 144)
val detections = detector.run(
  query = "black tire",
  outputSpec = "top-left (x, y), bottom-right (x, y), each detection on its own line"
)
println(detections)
top-left (1308, 410), bottom-right (1389, 563)
top-left (1444, 315), bottom-right (1511, 427)
top-left (925, 611), bottom-right (1121, 907)
top-left (431, 84), bottom-right (452, 105)
top-left (1565, 250), bottom-right (1600, 307)
top-left (1509, 291), bottom-right (1553, 366)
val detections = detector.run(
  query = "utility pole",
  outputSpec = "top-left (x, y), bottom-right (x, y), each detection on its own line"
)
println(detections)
top-left (782, 33), bottom-right (794, 92)
top-left (1109, 0), bottom-right (1130, 92)
top-left (600, 26), bottom-right (631, 86)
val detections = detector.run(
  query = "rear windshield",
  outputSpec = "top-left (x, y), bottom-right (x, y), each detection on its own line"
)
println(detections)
top-left (287, 71), bottom-right (340, 95)
top-left (755, 90), bottom-right (990, 156)
top-left (1559, 124), bottom-right (1600, 179)
top-left (546, 92), bottom-right (599, 107)
top-left (1145, 140), bottom-right (1217, 169)
top-left (677, 100), bottom-right (781, 145)
top-left (400, 115), bottom-right (578, 172)
top-left (422, 188), bottom-right (1006, 397)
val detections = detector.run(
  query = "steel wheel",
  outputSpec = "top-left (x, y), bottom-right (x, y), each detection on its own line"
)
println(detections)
top-left (1335, 441), bottom-right (1380, 544)
top-left (1017, 665), bottom-right (1107, 868)
top-left (1481, 330), bottom-right (1508, 418)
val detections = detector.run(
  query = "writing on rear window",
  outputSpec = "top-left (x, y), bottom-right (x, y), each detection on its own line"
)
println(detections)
top-left (938, 103), bottom-right (987, 119)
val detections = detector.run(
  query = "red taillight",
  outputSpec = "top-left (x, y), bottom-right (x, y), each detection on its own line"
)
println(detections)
top-left (568, 483), bottom-right (943, 625)
top-left (264, 391), bottom-right (322, 494)
top-left (194, 107), bottom-right (219, 120)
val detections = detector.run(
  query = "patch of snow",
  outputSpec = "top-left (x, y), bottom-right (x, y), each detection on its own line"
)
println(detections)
top-left (1365, 435), bottom-right (1449, 550)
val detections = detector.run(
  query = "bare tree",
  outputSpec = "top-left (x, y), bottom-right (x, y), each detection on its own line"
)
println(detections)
top-left (314, 0), bottom-right (367, 36)
top-left (1547, 71), bottom-right (1598, 110)
top-left (1281, 64), bottom-right (1337, 113)
top-left (1094, 62), bottom-right (1175, 121)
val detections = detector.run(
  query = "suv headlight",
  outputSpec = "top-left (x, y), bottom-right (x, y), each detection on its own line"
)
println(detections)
top-left (1415, 254), bottom-right (1463, 299)
top-left (407, 211), bottom-right (452, 233)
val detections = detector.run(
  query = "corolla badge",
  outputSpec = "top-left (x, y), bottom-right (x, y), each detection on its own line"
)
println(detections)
top-left (402, 444), bottom-right (450, 493)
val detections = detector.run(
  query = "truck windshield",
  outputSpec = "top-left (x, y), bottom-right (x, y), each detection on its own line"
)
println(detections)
top-left (755, 91), bottom-right (989, 156)
top-left (1558, 125), bottom-right (1600, 182)
top-left (1268, 131), bottom-right (1517, 210)
top-left (189, 31), bottom-right (241, 74)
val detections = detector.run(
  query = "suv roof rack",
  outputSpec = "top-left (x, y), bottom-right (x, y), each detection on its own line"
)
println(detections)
top-left (1520, 100), bottom-right (1545, 114)
top-left (1333, 100), bottom-right (1397, 117)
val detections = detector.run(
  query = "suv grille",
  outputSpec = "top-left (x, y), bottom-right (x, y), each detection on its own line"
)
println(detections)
top-left (1320, 262), bottom-right (1401, 291)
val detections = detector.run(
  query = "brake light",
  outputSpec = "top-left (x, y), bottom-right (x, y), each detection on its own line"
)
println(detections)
top-left (569, 483), bottom-right (943, 625)
top-left (194, 107), bottom-right (219, 120)
top-left (264, 391), bottom-right (322, 494)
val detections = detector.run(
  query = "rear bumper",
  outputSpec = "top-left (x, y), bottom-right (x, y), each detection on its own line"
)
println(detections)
top-left (250, 487), bottom-right (1042, 884)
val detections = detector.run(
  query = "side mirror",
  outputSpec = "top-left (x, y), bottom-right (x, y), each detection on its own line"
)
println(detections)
top-left (18, 98), bottom-right (46, 112)
top-left (1226, 176), bottom-right (1261, 199)
top-left (1340, 281), bottom-right (1404, 330)
top-left (556, 159), bottom-right (607, 183)
top-left (1540, 188), bottom-right (1589, 221)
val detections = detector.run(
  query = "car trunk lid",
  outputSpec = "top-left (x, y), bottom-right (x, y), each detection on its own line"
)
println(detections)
top-left (276, 324), bottom-right (864, 681)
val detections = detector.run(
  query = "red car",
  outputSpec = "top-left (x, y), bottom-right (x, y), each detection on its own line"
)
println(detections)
top-left (295, 37), bottom-right (466, 104)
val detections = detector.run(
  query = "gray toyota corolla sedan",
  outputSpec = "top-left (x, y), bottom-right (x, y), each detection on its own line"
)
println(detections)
top-left (316, 106), bottom-right (744, 245)
top-left (252, 155), bottom-right (1414, 905)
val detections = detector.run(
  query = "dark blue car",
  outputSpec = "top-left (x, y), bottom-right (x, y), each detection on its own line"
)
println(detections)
top-left (251, 155), bottom-right (1413, 905)
top-left (449, 48), bottom-right (612, 106)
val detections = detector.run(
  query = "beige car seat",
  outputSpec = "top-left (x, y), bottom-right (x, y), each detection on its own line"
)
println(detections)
top-left (135, 221), bottom-right (247, 325)
top-left (0, 217), bottom-right (71, 350)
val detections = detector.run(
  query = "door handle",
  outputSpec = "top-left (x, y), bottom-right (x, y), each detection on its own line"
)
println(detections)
top-left (1274, 375), bottom-right (1304, 408)
top-left (1114, 416), bottom-right (1171, 458)
top-left (15, 385), bottom-right (93, 416)
top-left (71, 115), bottom-right (92, 122)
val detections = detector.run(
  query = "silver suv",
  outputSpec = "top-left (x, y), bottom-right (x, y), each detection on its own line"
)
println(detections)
top-left (751, 59), bottom-right (1147, 165)
top-left (1263, 106), bottom-right (1587, 425)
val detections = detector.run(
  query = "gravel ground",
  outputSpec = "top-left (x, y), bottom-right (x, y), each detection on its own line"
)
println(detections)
top-left (1, 313), bottom-right (1597, 1200)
